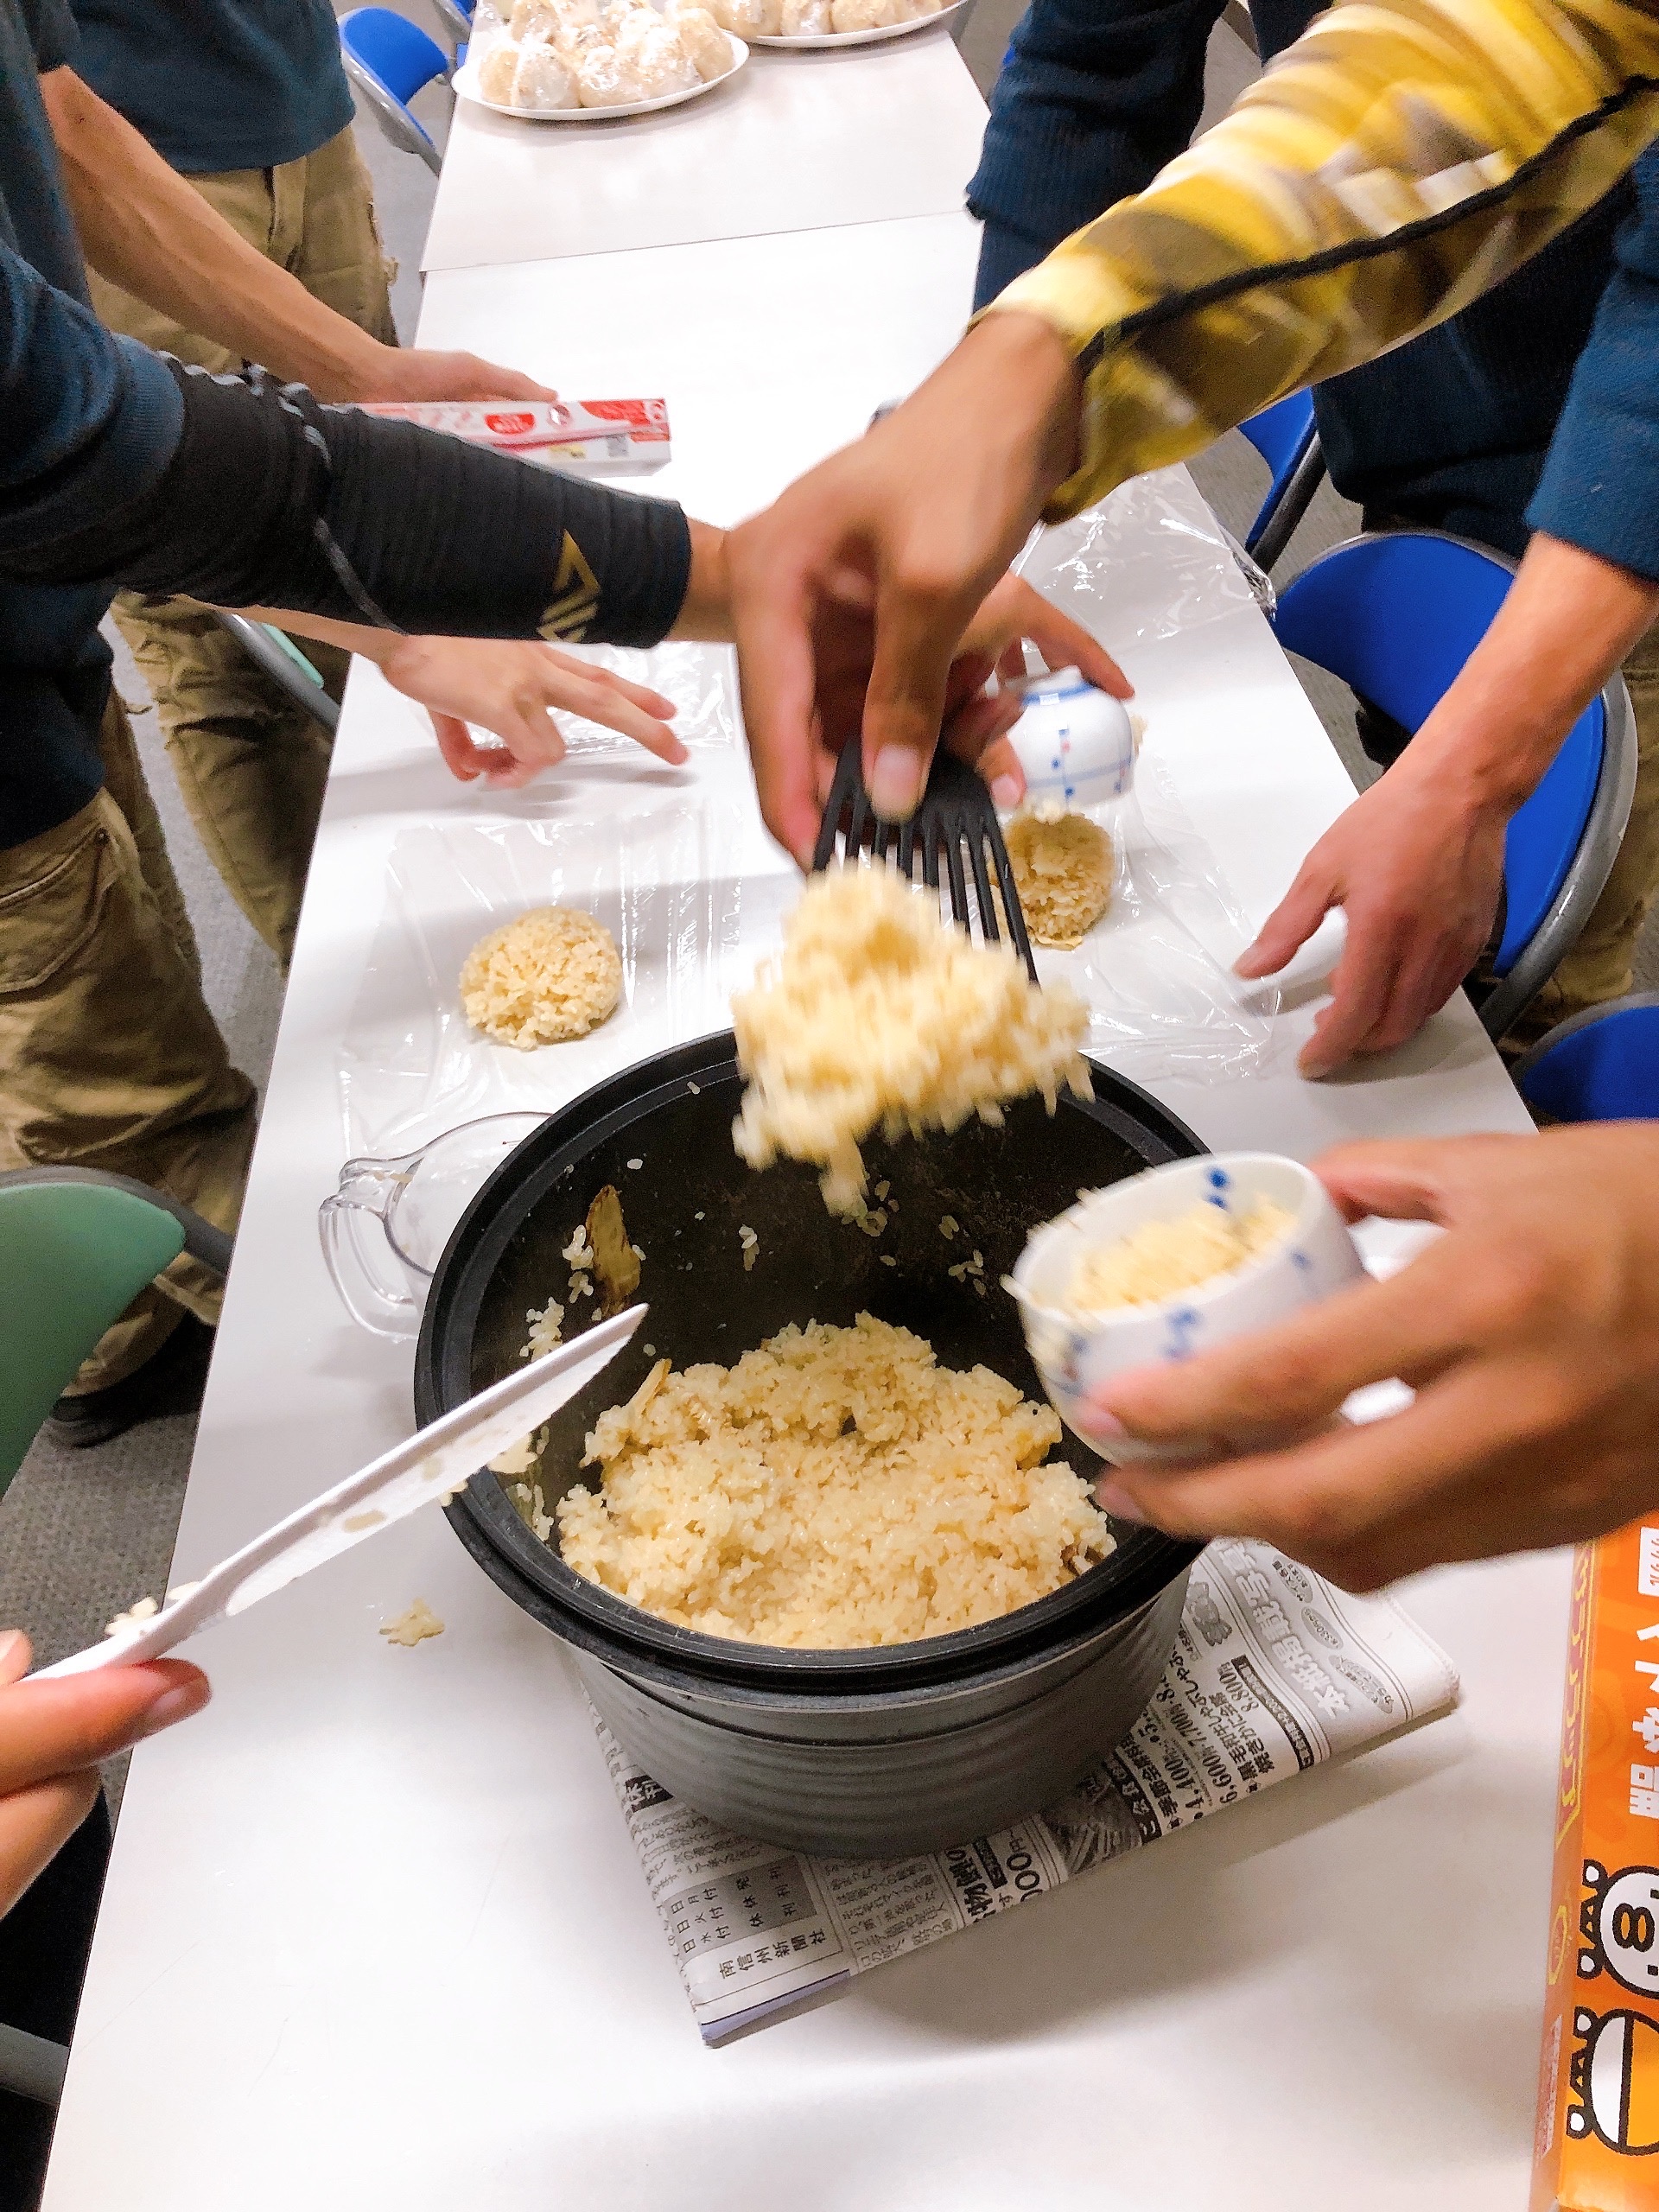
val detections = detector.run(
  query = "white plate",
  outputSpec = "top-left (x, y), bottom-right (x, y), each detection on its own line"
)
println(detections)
top-left (454, 33), bottom-right (747, 121)
top-left (744, 0), bottom-right (964, 48)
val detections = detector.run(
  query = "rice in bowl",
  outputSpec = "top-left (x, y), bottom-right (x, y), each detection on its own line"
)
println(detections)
top-left (552, 1314), bottom-right (1115, 1648)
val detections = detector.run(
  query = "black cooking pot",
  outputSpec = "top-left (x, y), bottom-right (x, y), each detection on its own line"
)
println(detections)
top-left (417, 1032), bottom-right (1204, 1854)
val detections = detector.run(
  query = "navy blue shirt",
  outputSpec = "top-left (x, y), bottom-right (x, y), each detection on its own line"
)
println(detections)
top-left (1529, 148), bottom-right (1659, 582)
top-left (70, 0), bottom-right (354, 175)
top-left (0, 0), bottom-right (137, 847)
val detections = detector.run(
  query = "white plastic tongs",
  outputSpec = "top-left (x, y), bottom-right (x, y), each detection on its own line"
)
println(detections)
top-left (36, 1304), bottom-right (646, 1679)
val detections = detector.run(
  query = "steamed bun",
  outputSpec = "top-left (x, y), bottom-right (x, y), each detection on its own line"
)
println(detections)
top-left (575, 43), bottom-right (646, 99)
top-left (478, 36), bottom-right (522, 96)
top-left (553, 16), bottom-right (606, 60)
top-left (512, 34), bottom-right (577, 102)
top-left (480, 31), bottom-right (578, 104)
top-left (712, 0), bottom-right (780, 34)
top-left (668, 3), bottom-right (731, 74)
top-left (616, 12), bottom-right (699, 90)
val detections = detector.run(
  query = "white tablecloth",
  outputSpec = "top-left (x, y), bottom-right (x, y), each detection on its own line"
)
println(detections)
top-left (43, 79), bottom-right (1561, 2212)
top-left (423, 32), bottom-right (989, 270)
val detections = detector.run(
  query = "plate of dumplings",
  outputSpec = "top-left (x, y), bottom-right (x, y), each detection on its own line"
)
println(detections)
top-left (459, 0), bottom-right (747, 118)
top-left (711, 0), bottom-right (962, 46)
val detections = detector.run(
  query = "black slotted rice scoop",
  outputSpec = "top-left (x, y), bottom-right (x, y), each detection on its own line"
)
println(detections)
top-left (810, 744), bottom-right (1039, 982)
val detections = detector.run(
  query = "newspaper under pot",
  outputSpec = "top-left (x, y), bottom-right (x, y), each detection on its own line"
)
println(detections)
top-left (594, 1535), bottom-right (1459, 2043)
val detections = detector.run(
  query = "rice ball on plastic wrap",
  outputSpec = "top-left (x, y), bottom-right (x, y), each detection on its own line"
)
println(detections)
top-left (779, 0), bottom-right (831, 32)
top-left (667, 3), bottom-right (732, 76)
top-left (712, 0), bottom-right (780, 36)
top-left (829, 0), bottom-right (902, 26)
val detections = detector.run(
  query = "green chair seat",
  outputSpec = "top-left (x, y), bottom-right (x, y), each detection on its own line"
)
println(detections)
top-left (0, 1171), bottom-right (232, 1494)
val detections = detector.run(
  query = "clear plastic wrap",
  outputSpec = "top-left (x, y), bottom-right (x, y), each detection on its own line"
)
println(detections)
top-left (1006, 474), bottom-right (1281, 1081)
top-left (540, 639), bottom-right (741, 759)
top-left (336, 798), bottom-right (794, 1155)
top-left (1033, 755), bottom-right (1281, 1084)
top-left (1014, 467), bottom-right (1262, 648)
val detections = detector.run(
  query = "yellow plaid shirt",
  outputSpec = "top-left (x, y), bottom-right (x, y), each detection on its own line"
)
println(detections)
top-left (984, 0), bottom-right (1659, 517)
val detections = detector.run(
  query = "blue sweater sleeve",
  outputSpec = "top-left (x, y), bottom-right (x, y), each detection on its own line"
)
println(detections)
top-left (0, 234), bottom-right (183, 550)
top-left (1528, 145), bottom-right (1659, 581)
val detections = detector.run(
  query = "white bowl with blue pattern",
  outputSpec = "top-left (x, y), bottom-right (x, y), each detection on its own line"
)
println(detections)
top-left (1008, 1153), bottom-right (1364, 1464)
top-left (1007, 665), bottom-right (1137, 809)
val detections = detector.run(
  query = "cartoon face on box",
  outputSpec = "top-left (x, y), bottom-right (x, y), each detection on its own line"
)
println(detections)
top-left (1580, 1860), bottom-right (1659, 1997)
top-left (1568, 2005), bottom-right (1659, 2153)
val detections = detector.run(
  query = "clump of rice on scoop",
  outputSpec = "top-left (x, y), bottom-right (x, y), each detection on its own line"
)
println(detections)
top-left (731, 866), bottom-right (1092, 1211)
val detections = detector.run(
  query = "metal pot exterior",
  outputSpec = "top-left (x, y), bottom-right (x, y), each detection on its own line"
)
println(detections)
top-left (575, 1571), bottom-right (1191, 1857)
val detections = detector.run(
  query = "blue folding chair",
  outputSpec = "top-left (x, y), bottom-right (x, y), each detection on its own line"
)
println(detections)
top-left (1510, 994), bottom-right (1659, 1121)
top-left (1273, 531), bottom-right (1637, 1043)
top-left (432, 0), bottom-right (474, 60)
top-left (1238, 391), bottom-right (1325, 572)
top-left (340, 7), bottom-right (449, 176)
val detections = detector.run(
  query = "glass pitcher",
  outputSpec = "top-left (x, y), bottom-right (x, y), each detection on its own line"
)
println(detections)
top-left (319, 1111), bottom-right (546, 1338)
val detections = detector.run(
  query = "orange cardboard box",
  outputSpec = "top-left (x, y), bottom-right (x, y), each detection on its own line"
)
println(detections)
top-left (1533, 1522), bottom-right (1659, 2209)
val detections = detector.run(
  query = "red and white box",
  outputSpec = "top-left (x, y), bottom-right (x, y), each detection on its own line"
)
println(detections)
top-left (355, 398), bottom-right (671, 472)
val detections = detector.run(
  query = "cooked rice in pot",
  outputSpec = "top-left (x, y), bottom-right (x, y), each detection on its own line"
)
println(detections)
top-left (555, 1314), bottom-right (1115, 1647)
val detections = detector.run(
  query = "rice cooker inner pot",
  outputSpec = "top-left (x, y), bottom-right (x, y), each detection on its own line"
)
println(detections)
top-left (420, 1033), bottom-right (1202, 1698)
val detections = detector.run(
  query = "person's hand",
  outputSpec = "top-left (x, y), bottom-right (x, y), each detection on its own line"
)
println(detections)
top-left (0, 1631), bottom-right (209, 1917)
top-left (1086, 1128), bottom-right (1659, 1592)
top-left (350, 346), bottom-right (559, 406)
top-left (378, 637), bottom-right (687, 787)
top-left (1236, 750), bottom-right (1510, 1077)
top-left (788, 570), bottom-right (1133, 844)
top-left (728, 313), bottom-right (1086, 865)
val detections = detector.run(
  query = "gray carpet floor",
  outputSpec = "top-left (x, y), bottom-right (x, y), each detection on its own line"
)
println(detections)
top-left (3, 13), bottom-right (1649, 1818)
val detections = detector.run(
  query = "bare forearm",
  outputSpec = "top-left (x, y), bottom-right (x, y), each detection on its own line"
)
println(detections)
top-left (1409, 536), bottom-right (1659, 815)
top-left (666, 522), bottom-right (734, 641)
top-left (41, 67), bottom-right (387, 401)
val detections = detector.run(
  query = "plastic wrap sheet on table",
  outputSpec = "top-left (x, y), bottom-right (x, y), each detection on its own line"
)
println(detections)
top-left (336, 798), bottom-right (796, 1154)
top-left (531, 641), bottom-right (741, 760)
top-left (1007, 469), bottom-right (1283, 1080)
top-left (1015, 467), bottom-right (1262, 647)
top-left (1051, 754), bottom-right (1281, 1084)
top-left (337, 778), bottom-right (1278, 1170)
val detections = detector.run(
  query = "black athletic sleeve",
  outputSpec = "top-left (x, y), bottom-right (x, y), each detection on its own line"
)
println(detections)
top-left (1, 359), bottom-right (694, 649)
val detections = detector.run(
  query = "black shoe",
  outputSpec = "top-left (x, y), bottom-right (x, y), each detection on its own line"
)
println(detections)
top-left (43, 1313), bottom-right (216, 1450)
top-left (1354, 692), bottom-right (1413, 771)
